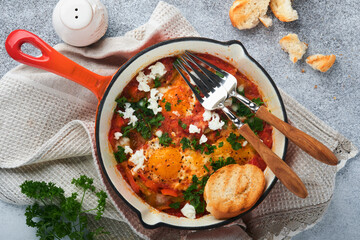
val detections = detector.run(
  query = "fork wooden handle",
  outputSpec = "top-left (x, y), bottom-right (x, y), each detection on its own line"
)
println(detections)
top-left (255, 106), bottom-right (338, 166)
top-left (239, 124), bottom-right (308, 198)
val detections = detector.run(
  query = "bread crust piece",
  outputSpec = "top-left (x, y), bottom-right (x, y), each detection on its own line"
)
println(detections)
top-left (279, 33), bottom-right (308, 63)
top-left (306, 54), bottom-right (336, 72)
top-left (229, 0), bottom-right (270, 30)
top-left (270, 0), bottom-right (298, 22)
top-left (204, 164), bottom-right (265, 219)
top-left (259, 15), bottom-right (273, 28)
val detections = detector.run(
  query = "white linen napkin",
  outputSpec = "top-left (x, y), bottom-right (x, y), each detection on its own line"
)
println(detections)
top-left (0, 2), bottom-right (358, 239)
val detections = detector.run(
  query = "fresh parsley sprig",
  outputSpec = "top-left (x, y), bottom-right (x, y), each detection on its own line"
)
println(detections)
top-left (20, 175), bottom-right (108, 240)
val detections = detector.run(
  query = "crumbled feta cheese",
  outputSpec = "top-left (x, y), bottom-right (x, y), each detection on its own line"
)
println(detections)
top-left (172, 111), bottom-right (180, 117)
top-left (181, 203), bottom-right (196, 219)
top-left (224, 98), bottom-right (232, 107)
top-left (147, 88), bottom-right (163, 114)
top-left (203, 110), bottom-right (212, 121)
top-left (199, 134), bottom-right (208, 144)
top-left (124, 146), bottom-right (133, 154)
top-left (129, 149), bottom-right (146, 173)
top-left (231, 104), bottom-right (239, 112)
top-left (237, 84), bottom-right (244, 93)
top-left (119, 137), bottom-right (130, 146)
top-left (136, 71), bottom-right (151, 92)
top-left (189, 124), bottom-right (201, 133)
top-left (155, 130), bottom-right (163, 137)
top-left (148, 62), bottom-right (167, 79)
top-left (118, 103), bottom-right (138, 126)
top-left (114, 132), bottom-right (122, 140)
top-left (208, 113), bottom-right (225, 131)
top-left (242, 141), bottom-right (248, 147)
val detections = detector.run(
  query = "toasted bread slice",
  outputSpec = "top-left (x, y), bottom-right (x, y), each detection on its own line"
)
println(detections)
top-left (279, 33), bottom-right (308, 63)
top-left (204, 164), bottom-right (265, 219)
top-left (306, 54), bottom-right (336, 72)
top-left (259, 15), bottom-right (273, 28)
top-left (229, 0), bottom-right (270, 30)
top-left (270, 0), bottom-right (298, 22)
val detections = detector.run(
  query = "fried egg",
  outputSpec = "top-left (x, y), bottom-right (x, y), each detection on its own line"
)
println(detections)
top-left (138, 138), bottom-right (210, 191)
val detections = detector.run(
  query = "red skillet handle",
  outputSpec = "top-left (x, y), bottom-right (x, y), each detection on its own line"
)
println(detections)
top-left (5, 29), bottom-right (112, 100)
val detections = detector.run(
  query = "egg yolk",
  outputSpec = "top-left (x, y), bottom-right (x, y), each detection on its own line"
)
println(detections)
top-left (212, 137), bottom-right (256, 165)
top-left (160, 85), bottom-right (194, 117)
top-left (148, 147), bottom-right (182, 179)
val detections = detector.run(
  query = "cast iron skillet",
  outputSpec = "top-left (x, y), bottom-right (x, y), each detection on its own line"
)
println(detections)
top-left (5, 29), bottom-right (288, 229)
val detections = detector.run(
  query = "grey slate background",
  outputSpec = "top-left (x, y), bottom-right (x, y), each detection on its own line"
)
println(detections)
top-left (0, 0), bottom-right (359, 239)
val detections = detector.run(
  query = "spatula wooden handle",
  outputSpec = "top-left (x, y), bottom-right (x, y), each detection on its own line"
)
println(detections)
top-left (239, 124), bottom-right (308, 198)
top-left (255, 106), bottom-right (338, 166)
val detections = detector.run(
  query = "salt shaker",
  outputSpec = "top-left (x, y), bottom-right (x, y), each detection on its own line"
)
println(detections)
top-left (52, 0), bottom-right (108, 47)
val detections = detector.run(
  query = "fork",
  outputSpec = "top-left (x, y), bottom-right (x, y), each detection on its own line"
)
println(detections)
top-left (184, 51), bottom-right (338, 166)
top-left (174, 56), bottom-right (308, 198)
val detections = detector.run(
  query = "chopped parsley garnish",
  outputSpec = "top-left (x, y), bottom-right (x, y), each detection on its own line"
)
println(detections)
top-left (162, 98), bottom-right (166, 103)
top-left (194, 86), bottom-right (201, 94)
top-left (118, 97), bottom-right (165, 140)
top-left (115, 96), bottom-right (127, 109)
top-left (177, 99), bottom-right (182, 104)
top-left (169, 202), bottom-right (181, 209)
top-left (114, 146), bottom-right (127, 163)
top-left (226, 133), bottom-right (244, 150)
top-left (159, 132), bottom-right (173, 146)
top-left (215, 71), bottom-right (224, 78)
top-left (203, 165), bottom-right (210, 173)
top-left (252, 97), bottom-right (264, 106)
top-left (191, 139), bottom-right (205, 153)
top-left (210, 157), bottom-right (236, 172)
top-left (154, 77), bottom-right (161, 88)
top-left (179, 137), bottom-right (216, 154)
top-left (178, 119), bottom-right (187, 129)
top-left (244, 116), bottom-right (264, 132)
top-left (165, 102), bottom-right (171, 111)
top-left (233, 97), bottom-right (264, 118)
top-left (218, 142), bottom-right (224, 148)
top-left (180, 137), bottom-right (191, 150)
top-left (183, 175), bottom-right (208, 213)
top-left (204, 144), bottom-right (217, 155)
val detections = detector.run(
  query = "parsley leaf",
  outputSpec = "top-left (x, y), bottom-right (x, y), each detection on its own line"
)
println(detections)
top-left (165, 102), bottom-right (171, 111)
top-left (252, 97), bottom-right (264, 106)
top-left (183, 175), bottom-right (208, 213)
top-left (20, 175), bottom-right (108, 239)
top-left (210, 157), bottom-right (236, 172)
top-left (169, 202), bottom-right (181, 209)
top-left (177, 99), bottom-right (182, 104)
top-left (191, 139), bottom-right (205, 153)
top-left (244, 117), bottom-right (264, 132)
top-left (215, 71), bottom-right (224, 78)
top-left (226, 133), bottom-right (243, 150)
top-left (159, 132), bottom-right (173, 146)
top-left (115, 96), bottom-right (127, 109)
top-left (204, 144), bottom-right (217, 155)
top-left (154, 77), bottom-right (161, 88)
top-left (114, 146), bottom-right (127, 163)
top-left (180, 137), bottom-right (191, 150)
top-left (178, 119), bottom-right (187, 129)
top-left (218, 142), bottom-right (224, 148)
